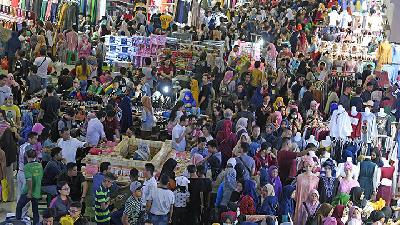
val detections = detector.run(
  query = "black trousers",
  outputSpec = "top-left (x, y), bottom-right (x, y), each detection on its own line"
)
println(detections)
top-left (172, 207), bottom-right (187, 225)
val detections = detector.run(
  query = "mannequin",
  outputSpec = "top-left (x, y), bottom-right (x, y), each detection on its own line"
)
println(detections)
top-left (330, 105), bottom-right (353, 139)
top-left (357, 156), bottom-right (380, 200)
top-left (337, 157), bottom-right (359, 180)
top-left (339, 161), bottom-right (360, 194)
top-left (292, 132), bottom-right (306, 151)
top-left (318, 160), bottom-right (339, 204)
top-left (294, 157), bottom-right (319, 225)
top-left (348, 106), bottom-right (362, 139)
top-left (376, 157), bottom-right (396, 206)
top-left (361, 106), bottom-right (378, 155)
top-left (376, 108), bottom-right (391, 136)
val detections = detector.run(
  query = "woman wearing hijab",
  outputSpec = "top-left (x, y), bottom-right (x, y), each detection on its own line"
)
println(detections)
top-left (5, 31), bottom-right (21, 72)
top-left (298, 189), bottom-right (321, 225)
top-left (339, 162), bottom-right (359, 194)
top-left (78, 34), bottom-right (91, 58)
top-left (371, 148), bottom-right (384, 167)
top-left (181, 91), bottom-right (197, 114)
top-left (235, 117), bottom-right (248, 138)
top-left (294, 156), bottom-right (320, 224)
top-left (267, 165), bottom-right (283, 200)
top-left (217, 120), bottom-right (237, 167)
top-left (238, 180), bottom-right (257, 215)
top-left (318, 159), bottom-right (339, 204)
top-left (314, 203), bottom-right (334, 225)
top-left (6, 74), bottom-right (21, 105)
top-left (279, 185), bottom-right (296, 223)
top-left (266, 43), bottom-right (278, 71)
top-left (257, 183), bottom-right (278, 216)
top-left (349, 187), bottom-right (367, 209)
top-left (332, 205), bottom-right (345, 225)
top-left (1, 128), bottom-right (18, 201)
top-left (220, 70), bottom-right (236, 103)
top-left (140, 96), bottom-right (155, 137)
top-left (347, 206), bottom-right (362, 225)
top-left (159, 158), bottom-right (177, 190)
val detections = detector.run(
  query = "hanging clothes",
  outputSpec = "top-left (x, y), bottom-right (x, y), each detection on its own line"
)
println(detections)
top-left (348, 111), bottom-right (362, 139)
top-left (330, 106), bottom-right (353, 139)
top-left (358, 159), bottom-right (379, 200)
top-left (175, 0), bottom-right (191, 24)
top-left (361, 112), bottom-right (378, 144)
top-left (376, 41), bottom-right (393, 70)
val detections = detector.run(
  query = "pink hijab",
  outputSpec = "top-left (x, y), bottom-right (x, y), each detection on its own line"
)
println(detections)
top-left (267, 43), bottom-right (278, 58)
top-left (191, 153), bottom-right (204, 165)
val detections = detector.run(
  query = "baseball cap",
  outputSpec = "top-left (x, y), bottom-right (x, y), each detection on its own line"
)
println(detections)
top-left (130, 181), bottom-right (142, 192)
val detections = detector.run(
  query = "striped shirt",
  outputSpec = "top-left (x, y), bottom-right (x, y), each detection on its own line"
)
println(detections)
top-left (94, 185), bottom-right (110, 222)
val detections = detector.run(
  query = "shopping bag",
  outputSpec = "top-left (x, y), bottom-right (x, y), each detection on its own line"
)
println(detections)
top-left (1, 178), bottom-right (8, 202)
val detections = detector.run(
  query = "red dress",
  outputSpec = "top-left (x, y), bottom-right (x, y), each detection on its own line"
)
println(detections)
top-left (377, 166), bottom-right (395, 206)
top-left (348, 112), bottom-right (362, 139)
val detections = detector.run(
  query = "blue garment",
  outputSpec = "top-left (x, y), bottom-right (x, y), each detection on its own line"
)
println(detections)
top-left (257, 195), bottom-right (278, 216)
top-left (259, 167), bottom-right (269, 187)
top-left (279, 185), bottom-right (295, 219)
top-left (243, 180), bottom-right (259, 207)
top-left (119, 95), bottom-right (133, 133)
top-left (5, 32), bottom-right (21, 57)
top-left (215, 182), bottom-right (224, 207)
top-left (250, 87), bottom-right (264, 109)
top-left (249, 142), bottom-right (260, 158)
top-left (190, 147), bottom-right (208, 158)
top-left (393, 44), bottom-right (400, 64)
top-left (343, 144), bottom-right (358, 164)
top-left (382, 64), bottom-right (400, 85)
top-left (358, 159), bottom-right (376, 200)
top-left (20, 111), bottom-right (33, 144)
top-left (182, 91), bottom-right (196, 109)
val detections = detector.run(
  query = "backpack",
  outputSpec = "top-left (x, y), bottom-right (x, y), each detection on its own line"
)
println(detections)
top-left (50, 118), bottom-right (66, 142)
top-left (303, 202), bottom-right (319, 225)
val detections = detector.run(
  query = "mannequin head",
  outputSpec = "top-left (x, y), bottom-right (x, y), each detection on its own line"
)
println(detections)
top-left (351, 106), bottom-right (357, 115)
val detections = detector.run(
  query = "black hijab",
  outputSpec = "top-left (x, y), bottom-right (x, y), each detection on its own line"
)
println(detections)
top-left (159, 158), bottom-right (177, 180)
top-left (0, 128), bottom-right (18, 166)
top-left (350, 187), bottom-right (367, 208)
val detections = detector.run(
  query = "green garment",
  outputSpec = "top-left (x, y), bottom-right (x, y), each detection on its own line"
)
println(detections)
top-left (23, 162), bottom-right (44, 199)
top-left (332, 193), bottom-right (350, 207)
top-left (88, 84), bottom-right (103, 95)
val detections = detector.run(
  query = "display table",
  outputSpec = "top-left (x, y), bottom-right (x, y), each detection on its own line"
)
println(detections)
top-left (82, 139), bottom-right (173, 183)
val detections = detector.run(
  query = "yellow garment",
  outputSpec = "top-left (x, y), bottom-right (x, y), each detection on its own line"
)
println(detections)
top-left (371, 198), bottom-right (386, 211)
top-left (250, 69), bottom-right (263, 87)
top-left (273, 97), bottom-right (285, 111)
top-left (1, 179), bottom-right (8, 202)
top-left (190, 79), bottom-right (199, 105)
top-left (60, 215), bottom-right (76, 225)
top-left (75, 65), bottom-right (90, 81)
top-left (160, 15), bottom-right (173, 30)
top-left (58, 4), bottom-right (69, 27)
top-left (376, 41), bottom-right (393, 70)
top-left (116, 136), bottom-right (137, 158)
top-left (355, 0), bottom-right (361, 12)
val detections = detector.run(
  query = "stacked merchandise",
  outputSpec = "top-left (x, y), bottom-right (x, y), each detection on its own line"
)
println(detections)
top-left (105, 34), bottom-right (167, 67)
top-left (82, 139), bottom-right (173, 182)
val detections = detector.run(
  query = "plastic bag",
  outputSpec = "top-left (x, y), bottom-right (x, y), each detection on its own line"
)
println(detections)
top-left (1, 178), bottom-right (8, 202)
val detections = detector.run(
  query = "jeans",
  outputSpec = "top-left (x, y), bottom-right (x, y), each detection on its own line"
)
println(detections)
top-left (80, 80), bottom-right (88, 93)
top-left (16, 170), bottom-right (29, 217)
top-left (151, 214), bottom-right (169, 225)
top-left (16, 194), bottom-right (39, 224)
top-left (41, 77), bottom-right (48, 89)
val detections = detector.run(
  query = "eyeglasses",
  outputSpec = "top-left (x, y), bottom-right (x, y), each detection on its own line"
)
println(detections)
top-left (62, 187), bottom-right (70, 191)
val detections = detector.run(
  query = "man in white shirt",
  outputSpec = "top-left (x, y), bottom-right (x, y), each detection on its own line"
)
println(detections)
top-left (172, 115), bottom-right (188, 152)
top-left (33, 48), bottom-right (52, 88)
top-left (58, 128), bottom-right (87, 163)
top-left (146, 174), bottom-right (175, 224)
top-left (141, 163), bottom-right (157, 207)
top-left (86, 110), bottom-right (106, 146)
